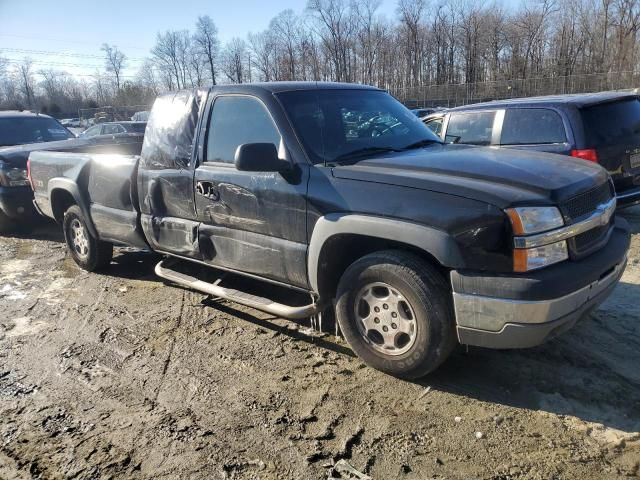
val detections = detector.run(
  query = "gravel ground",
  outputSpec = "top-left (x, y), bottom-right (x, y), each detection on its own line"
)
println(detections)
top-left (0, 209), bottom-right (639, 479)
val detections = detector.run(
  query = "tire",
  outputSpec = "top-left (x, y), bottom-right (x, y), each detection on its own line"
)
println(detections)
top-left (0, 209), bottom-right (16, 234)
top-left (335, 250), bottom-right (457, 379)
top-left (62, 205), bottom-right (113, 271)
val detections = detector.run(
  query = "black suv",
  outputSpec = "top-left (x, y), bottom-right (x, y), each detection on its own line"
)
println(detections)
top-left (424, 92), bottom-right (640, 208)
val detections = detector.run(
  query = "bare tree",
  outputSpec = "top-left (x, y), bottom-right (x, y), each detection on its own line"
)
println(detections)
top-left (221, 38), bottom-right (248, 83)
top-left (101, 43), bottom-right (127, 91)
top-left (152, 31), bottom-right (189, 90)
top-left (17, 59), bottom-right (35, 108)
top-left (194, 15), bottom-right (220, 85)
top-left (307, 0), bottom-right (358, 82)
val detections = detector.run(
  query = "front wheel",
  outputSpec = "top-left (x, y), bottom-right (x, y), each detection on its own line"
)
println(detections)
top-left (335, 250), bottom-right (456, 379)
top-left (63, 205), bottom-right (113, 271)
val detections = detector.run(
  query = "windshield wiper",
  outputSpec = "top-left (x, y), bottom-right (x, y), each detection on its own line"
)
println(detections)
top-left (331, 146), bottom-right (400, 164)
top-left (400, 138), bottom-right (443, 150)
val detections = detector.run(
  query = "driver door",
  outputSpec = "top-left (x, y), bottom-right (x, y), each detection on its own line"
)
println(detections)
top-left (193, 94), bottom-right (309, 288)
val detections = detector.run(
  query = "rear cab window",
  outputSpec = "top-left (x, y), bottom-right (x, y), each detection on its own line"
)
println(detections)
top-left (445, 111), bottom-right (496, 145)
top-left (500, 108), bottom-right (567, 145)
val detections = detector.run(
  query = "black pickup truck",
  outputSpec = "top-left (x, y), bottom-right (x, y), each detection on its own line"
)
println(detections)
top-left (29, 83), bottom-right (630, 378)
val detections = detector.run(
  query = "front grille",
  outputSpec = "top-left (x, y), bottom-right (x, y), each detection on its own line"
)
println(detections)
top-left (560, 181), bottom-right (615, 258)
top-left (559, 181), bottom-right (613, 222)
top-left (572, 222), bottom-right (612, 256)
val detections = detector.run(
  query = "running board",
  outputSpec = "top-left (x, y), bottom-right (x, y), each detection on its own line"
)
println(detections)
top-left (154, 259), bottom-right (319, 320)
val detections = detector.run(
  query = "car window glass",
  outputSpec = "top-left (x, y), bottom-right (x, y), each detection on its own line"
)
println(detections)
top-left (581, 99), bottom-right (640, 147)
top-left (340, 108), bottom-right (409, 142)
top-left (277, 89), bottom-right (440, 164)
top-left (445, 111), bottom-right (495, 145)
top-left (426, 118), bottom-right (443, 136)
top-left (0, 117), bottom-right (72, 146)
top-left (500, 108), bottom-right (566, 145)
top-left (84, 125), bottom-right (101, 137)
top-left (103, 124), bottom-right (124, 135)
top-left (205, 96), bottom-right (281, 164)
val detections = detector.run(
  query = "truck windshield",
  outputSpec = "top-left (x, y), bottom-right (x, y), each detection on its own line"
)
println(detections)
top-left (277, 89), bottom-right (442, 164)
top-left (0, 116), bottom-right (73, 147)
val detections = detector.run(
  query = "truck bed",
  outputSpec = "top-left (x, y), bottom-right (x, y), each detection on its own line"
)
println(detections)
top-left (30, 150), bottom-right (147, 249)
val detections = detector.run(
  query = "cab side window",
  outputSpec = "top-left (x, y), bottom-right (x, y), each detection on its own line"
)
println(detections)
top-left (445, 111), bottom-right (495, 145)
top-left (206, 96), bottom-right (281, 164)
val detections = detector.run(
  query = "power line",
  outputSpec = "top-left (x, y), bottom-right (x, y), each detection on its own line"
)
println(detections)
top-left (4, 59), bottom-right (127, 69)
top-left (0, 33), bottom-right (150, 51)
top-left (0, 48), bottom-right (146, 61)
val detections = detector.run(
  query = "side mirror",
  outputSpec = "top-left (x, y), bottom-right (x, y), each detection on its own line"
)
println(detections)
top-left (234, 143), bottom-right (289, 173)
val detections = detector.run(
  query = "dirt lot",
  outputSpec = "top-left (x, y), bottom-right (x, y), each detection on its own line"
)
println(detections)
top-left (0, 210), bottom-right (639, 480)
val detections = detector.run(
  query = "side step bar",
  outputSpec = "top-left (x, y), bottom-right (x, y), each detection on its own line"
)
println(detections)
top-left (154, 259), bottom-right (319, 320)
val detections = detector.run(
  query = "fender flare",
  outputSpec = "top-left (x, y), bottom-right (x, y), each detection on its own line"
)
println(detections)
top-left (48, 178), bottom-right (99, 238)
top-left (307, 213), bottom-right (465, 293)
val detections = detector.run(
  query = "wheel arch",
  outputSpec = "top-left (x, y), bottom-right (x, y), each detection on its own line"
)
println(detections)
top-left (308, 214), bottom-right (465, 298)
top-left (48, 179), bottom-right (98, 237)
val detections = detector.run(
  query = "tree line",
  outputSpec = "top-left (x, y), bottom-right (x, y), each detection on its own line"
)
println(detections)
top-left (1, 0), bottom-right (640, 115)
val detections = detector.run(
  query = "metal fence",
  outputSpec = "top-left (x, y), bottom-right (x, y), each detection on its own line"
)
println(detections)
top-left (78, 104), bottom-right (152, 126)
top-left (393, 71), bottom-right (640, 108)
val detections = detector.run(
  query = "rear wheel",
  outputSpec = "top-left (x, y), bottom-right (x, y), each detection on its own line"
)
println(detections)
top-left (63, 205), bottom-right (113, 271)
top-left (335, 250), bottom-right (456, 379)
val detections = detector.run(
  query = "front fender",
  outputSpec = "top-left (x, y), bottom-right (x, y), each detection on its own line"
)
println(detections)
top-left (307, 213), bottom-right (465, 293)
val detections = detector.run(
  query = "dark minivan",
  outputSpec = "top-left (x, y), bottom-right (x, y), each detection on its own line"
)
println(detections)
top-left (424, 92), bottom-right (640, 207)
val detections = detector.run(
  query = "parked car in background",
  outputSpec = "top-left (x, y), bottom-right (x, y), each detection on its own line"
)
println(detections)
top-left (410, 107), bottom-right (446, 120)
top-left (0, 111), bottom-right (73, 147)
top-left (29, 83), bottom-right (629, 379)
top-left (60, 118), bottom-right (81, 128)
top-left (131, 111), bottom-right (150, 122)
top-left (423, 92), bottom-right (640, 208)
top-left (0, 131), bottom-right (143, 233)
top-left (79, 121), bottom-right (147, 138)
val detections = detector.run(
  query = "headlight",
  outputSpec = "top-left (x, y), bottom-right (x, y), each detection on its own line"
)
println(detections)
top-left (506, 206), bottom-right (564, 234)
top-left (513, 240), bottom-right (568, 272)
top-left (507, 206), bottom-right (568, 272)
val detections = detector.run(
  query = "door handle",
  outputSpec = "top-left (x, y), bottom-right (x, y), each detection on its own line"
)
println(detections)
top-left (196, 181), bottom-right (219, 201)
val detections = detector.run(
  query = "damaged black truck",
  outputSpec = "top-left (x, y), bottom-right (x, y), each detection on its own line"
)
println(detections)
top-left (29, 83), bottom-right (630, 379)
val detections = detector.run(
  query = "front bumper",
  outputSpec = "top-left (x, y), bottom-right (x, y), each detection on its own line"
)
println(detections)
top-left (451, 217), bottom-right (630, 349)
top-left (0, 185), bottom-right (37, 219)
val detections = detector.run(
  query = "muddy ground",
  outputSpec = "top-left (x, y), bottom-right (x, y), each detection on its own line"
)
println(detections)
top-left (0, 210), bottom-right (639, 480)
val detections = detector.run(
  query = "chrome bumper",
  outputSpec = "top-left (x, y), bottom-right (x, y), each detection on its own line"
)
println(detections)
top-left (452, 256), bottom-right (627, 349)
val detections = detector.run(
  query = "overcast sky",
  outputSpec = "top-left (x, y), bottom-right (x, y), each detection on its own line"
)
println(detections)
top-left (0, 0), bottom-right (398, 80)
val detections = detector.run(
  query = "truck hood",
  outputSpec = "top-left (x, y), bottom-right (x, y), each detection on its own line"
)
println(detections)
top-left (332, 144), bottom-right (609, 208)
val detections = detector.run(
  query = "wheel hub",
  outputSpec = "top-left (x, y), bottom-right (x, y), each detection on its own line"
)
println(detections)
top-left (70, 218), bottom-right (89, 259)
top-left (354, 282), bottom-right (417, 356)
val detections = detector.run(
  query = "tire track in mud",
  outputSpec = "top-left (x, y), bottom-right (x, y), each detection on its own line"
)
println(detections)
top-left (153, 289), bottom-right (187, 404)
